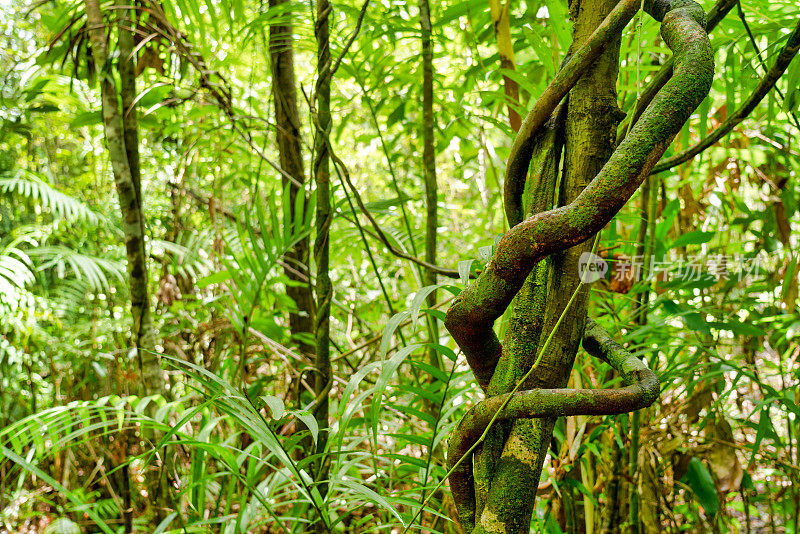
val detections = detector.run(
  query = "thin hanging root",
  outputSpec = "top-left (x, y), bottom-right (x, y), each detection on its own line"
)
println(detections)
top-left (445, 0), bottom-right (713, 530)
top-left (448, 320), bottom-right (659, 527)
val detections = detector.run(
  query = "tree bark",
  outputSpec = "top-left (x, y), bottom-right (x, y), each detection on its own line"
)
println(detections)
top-left (269, 0), bottom-right (316, 358)
top-left (419, 0), bottom-right (440, 369)
top-left (84, 0), bottom-right (163, 394)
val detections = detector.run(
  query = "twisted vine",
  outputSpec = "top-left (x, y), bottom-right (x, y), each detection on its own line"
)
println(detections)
top-left (448, 320), bottom-right (660, 528)
top-left (444, 0), bottom-right (714, 531)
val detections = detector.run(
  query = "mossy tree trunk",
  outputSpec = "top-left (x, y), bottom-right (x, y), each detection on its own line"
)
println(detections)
top-left (468, 1), bottom-right (623, 529)
top-left (445, 0), bottom-right (715, 532)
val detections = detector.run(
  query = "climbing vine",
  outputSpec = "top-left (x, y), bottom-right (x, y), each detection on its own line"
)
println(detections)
top-left (444, 0), bottom-right (714, 532)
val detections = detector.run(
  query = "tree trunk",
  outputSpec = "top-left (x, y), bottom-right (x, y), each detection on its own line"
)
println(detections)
top-left (268, 0), bottom-right (315, 358)
top-left (84, 0), bottom-right (163, 394)
top-left (84, 2), bottom-right (167, 525)
top-left (419, 0), bottom-right (440, 367)
top-left (627, 172), bottom-right (658, 533)
top-left (471, 2), bottom-right (623, 531)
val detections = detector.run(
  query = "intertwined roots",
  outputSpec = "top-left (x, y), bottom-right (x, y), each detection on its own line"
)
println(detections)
top-left (444, 0), bottom-right (715, 530)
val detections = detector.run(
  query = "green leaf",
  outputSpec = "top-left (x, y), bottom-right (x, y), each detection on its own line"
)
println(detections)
top-left (725, 46), bottom-right (737, 110)
top-left (749, 407), bottom-right (773, 468)
top-left (382, 452), bottom-right (428, 469)
top-left (708, 320), bottom-right (765, 337)
top-left (380, 311), bottom-right (410, 356)
top-left (262, 395), bottom-right (285, 420)
top-left (387, 101), bottom-right (406, 127)
top-left (44, 518), bottom-right (81, 534)
top-left (698, 95), bottom-right (710, 139)
top-left (153, 512), bottom-right (179, 534)
top-left (410, 284), bottom-right (441, 325)
top-left (423, 341), bottom-right (457, 363)
top-left (543, 0), bottom-right (571, 51)
top-left (70, 111), bottom-right (102, 128)
top-left (197, 269), bottom-right (232, 288)
top-left (781, 255), bottom-right (798, 302)
top-left (439, 1), bottom-right (478, 24)
top-left (657, 199), bottom-right (680, 242)
top-left (364, 194), bottom-right (413, 212)
top-left (681, 457), bottom-right (719, 518)
top-left (29, 103), bottom-right (60, 113)
top-left (335, 478), bottom-right (406, 527)
top-left (523, 25), bottom-right (556, 77)
top-left (561, 477), bottom-right (599, 508)
top-left (670, 230), bottom-right (715, 249)
top-left (683, 312), bottom-right (710, 335)
top-left (370, 343), bottom-right (422, 446)
top-left (387, 433), bottom-right (432, 447)
top-left (782, 56), bottom-right (800, 112)
top-left (458, 259), bottom-right (473, 285)
top-left (292, 409), bottom-right (319, 445)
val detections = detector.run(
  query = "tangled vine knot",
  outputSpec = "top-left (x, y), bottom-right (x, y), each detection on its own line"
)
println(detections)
top-left (444, 0), bottom-right (714, 531)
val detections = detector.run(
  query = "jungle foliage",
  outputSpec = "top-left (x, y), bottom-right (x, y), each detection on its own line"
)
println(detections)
top-left (1, 0), bottom-right (799, 532)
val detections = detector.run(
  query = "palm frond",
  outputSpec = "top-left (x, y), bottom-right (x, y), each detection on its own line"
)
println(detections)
top-left (29, 245), bottom-right (125, 292)
top-left (151, 227), bottom-right (215, 280)
top-left (0, 169), bottom-right (104, 225)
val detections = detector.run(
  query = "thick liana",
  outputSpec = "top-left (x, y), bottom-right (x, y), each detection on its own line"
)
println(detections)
top-left (447, 320), bottom-right (660, 528)
top-left (444, 0), bottom-right (714, 531)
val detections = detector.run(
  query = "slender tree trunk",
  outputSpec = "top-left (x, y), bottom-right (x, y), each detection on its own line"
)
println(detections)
top-left (489, 0), bottom-right (521, 132)
top-left (600, 426), bottom-right (624, 533)
top-left (84, 2), bottom-right (168, 525)
top-left (627, 173), bottom-right (658, 533)
top-left (84, 0), bottom-right (162, 393)
top-left (419, 0), bottom-right (440, 366)
top-left (269, 0), bottom-right (315, 358)
top-left (118, 13), bottom-right (142, 531)
top-left (313, 0), bottom-right (333, 530)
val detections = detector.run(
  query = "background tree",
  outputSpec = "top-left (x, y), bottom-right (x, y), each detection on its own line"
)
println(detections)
top-left (83, 0), bottom-right (163, 393)
top-left (269, 0), bottom-right (316, 361)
